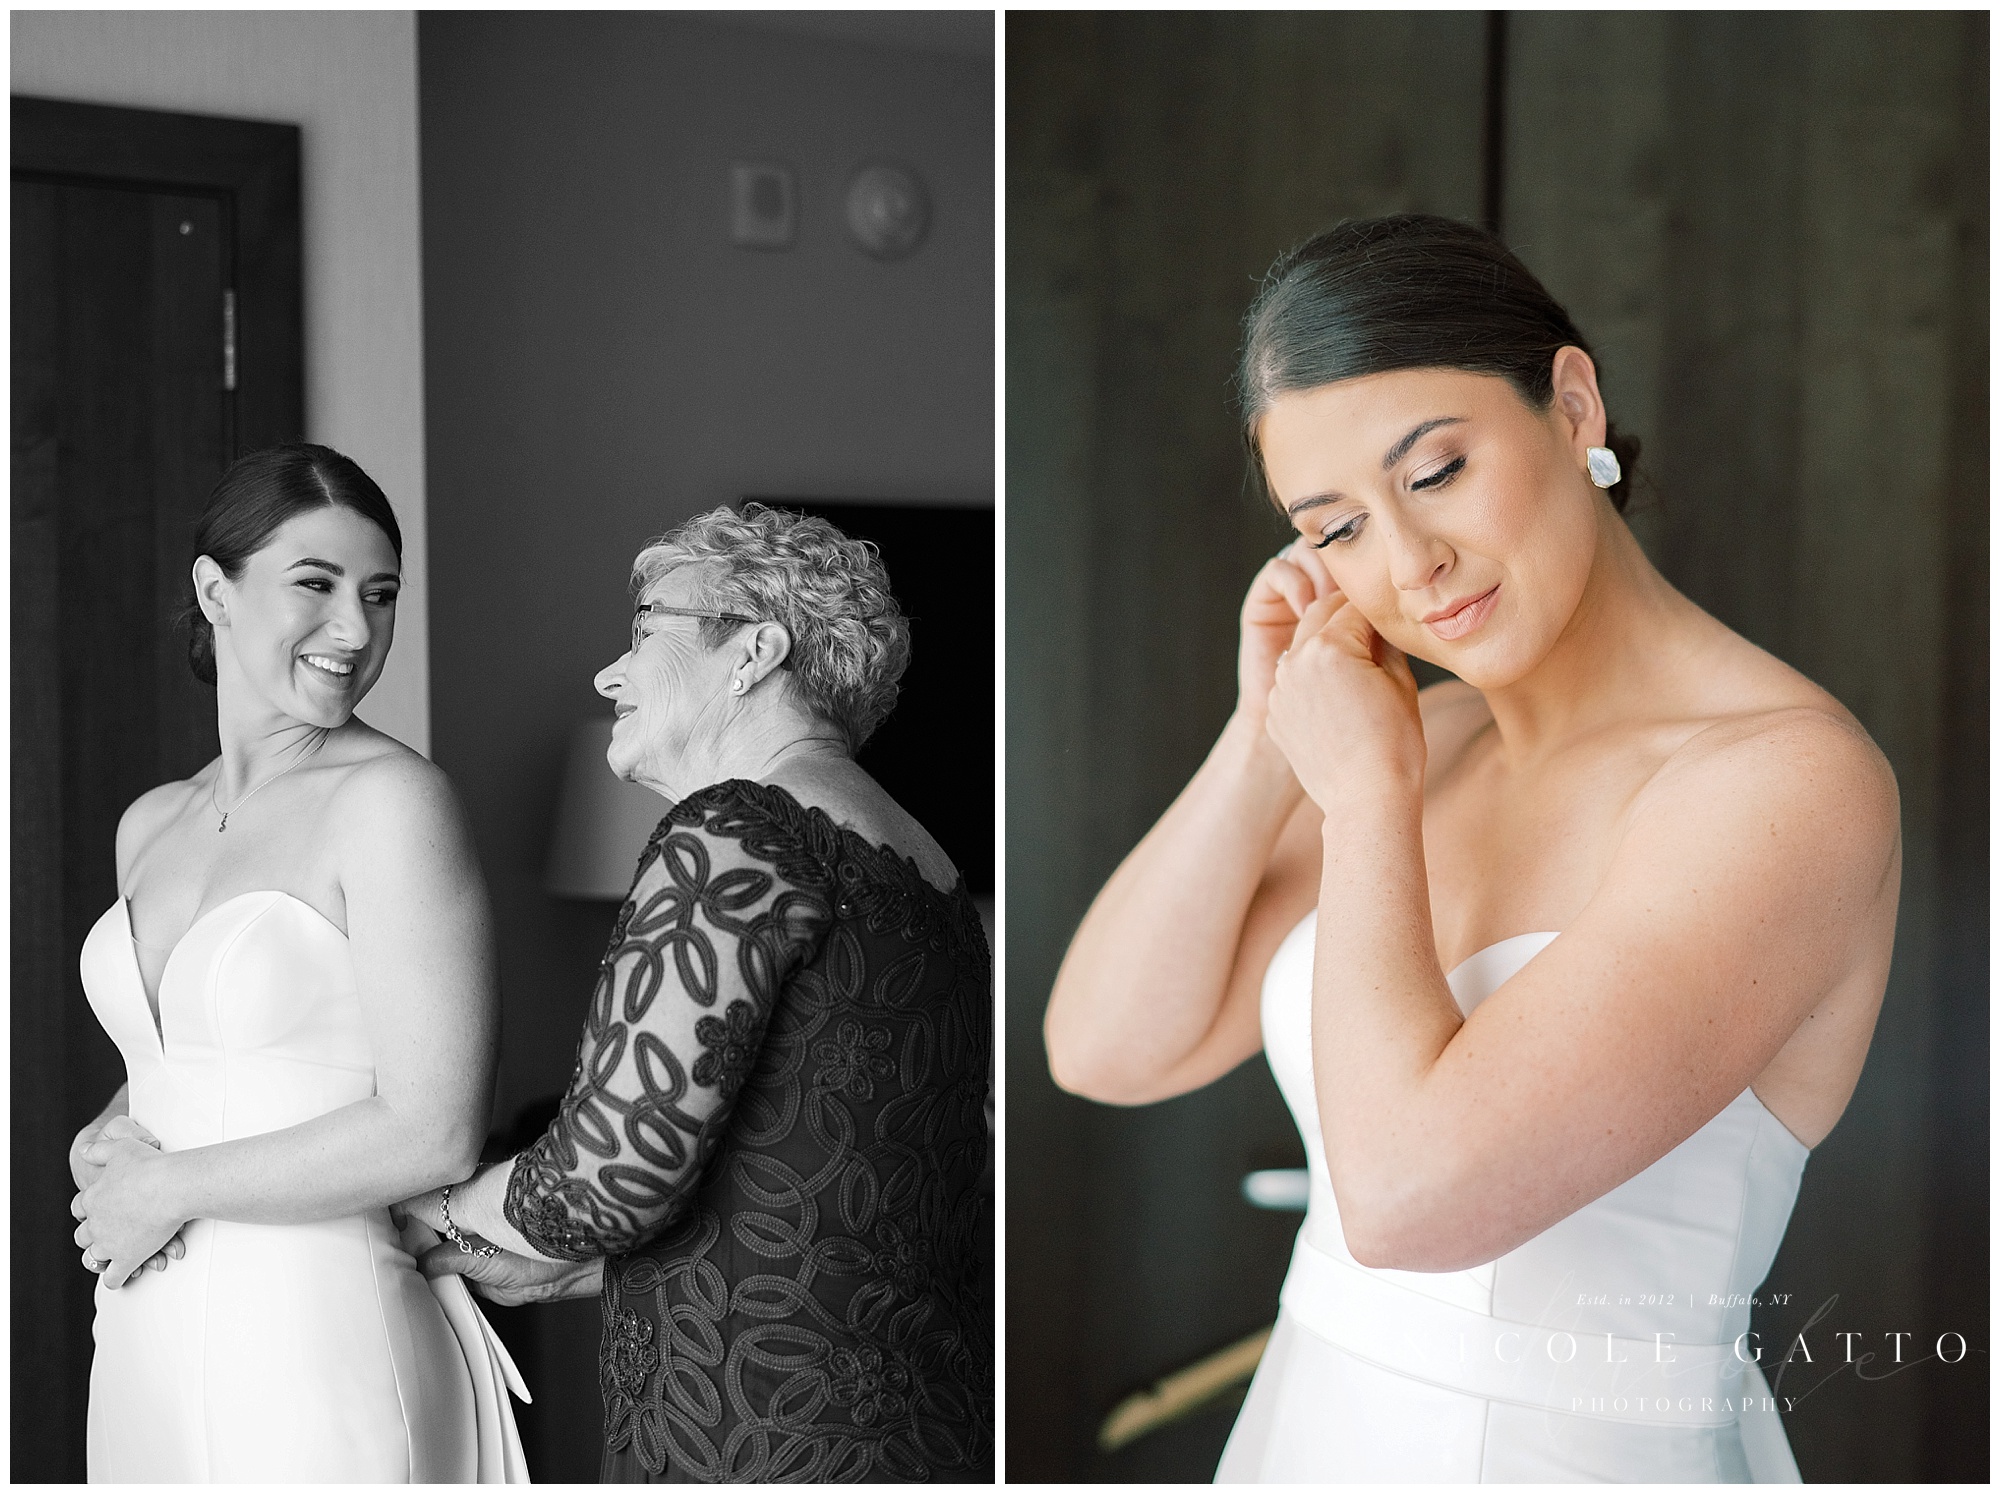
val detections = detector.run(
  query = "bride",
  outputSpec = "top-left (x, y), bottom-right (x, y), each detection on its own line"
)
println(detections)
top-left (1044, 215), bottom-right (1899, 1482)
top-left (68, 443), bottom-right (526, 1481)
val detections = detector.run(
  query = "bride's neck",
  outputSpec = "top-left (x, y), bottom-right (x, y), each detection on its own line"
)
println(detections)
top-left (1477, 512), bottom-right (1706, 763)
top-left (212, 688), bottom-right (338, 795)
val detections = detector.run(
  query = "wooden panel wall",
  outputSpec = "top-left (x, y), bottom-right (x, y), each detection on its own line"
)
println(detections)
top-left (1007, 11), bottom-right (1986, 1482)
top-left (1503, 14), bottom-right (1988, 1478)
top-left (1006, 13), bottom-right (1486, 1480)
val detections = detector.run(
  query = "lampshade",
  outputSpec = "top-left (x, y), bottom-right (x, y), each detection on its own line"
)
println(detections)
top-left (542, 717), bottom-right (670, 899)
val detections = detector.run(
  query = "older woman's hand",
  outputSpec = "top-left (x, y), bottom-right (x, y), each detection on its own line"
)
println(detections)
top-left (418, 1241), bottom-right (604, 1307)
top-left (72, 1136), bottom-right (189, 1290)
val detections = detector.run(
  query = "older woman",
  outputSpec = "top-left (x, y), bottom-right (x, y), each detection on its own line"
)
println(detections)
top-left (408, 504), bottom-right (993, 1483)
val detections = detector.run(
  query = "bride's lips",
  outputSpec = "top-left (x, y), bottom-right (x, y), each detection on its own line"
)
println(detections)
top-left (300, 652), bottom-right (358, 685)
top-left (1423, 584), bottom-right (1500, 642)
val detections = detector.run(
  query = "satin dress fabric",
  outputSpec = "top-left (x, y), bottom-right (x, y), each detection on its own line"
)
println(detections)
top-left (1217, 921), bottom-right (1809, 1483)
top-left (80, 891), bottom-right (529, 1483)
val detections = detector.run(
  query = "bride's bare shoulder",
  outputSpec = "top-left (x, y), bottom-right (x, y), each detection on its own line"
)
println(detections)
top-left (114, 776), bottom-right (206, 879)
top-left (325, 731), bottom-right (469, 842)
top-left (1642, 637), bottom-right (1899, 866)
top-left (1676, 628), bottom-right (1893, 789)
top-left (335, 734), bottom-right (453, 794)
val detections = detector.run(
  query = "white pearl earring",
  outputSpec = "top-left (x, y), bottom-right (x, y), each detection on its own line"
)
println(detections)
top-left (731, 678), bottom-right (747, 695)
top-left (1586, 446), bottom-right (1621, 489)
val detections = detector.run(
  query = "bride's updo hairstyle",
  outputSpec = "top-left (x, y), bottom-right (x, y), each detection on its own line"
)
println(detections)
top-left (179, 443), bottom-right (403, 685)
top-left (1237, 213), bottom-right (1641, 512)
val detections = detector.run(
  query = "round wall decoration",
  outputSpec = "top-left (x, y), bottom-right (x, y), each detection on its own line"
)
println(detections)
top-left (845, 163), bottom-right (930, 260)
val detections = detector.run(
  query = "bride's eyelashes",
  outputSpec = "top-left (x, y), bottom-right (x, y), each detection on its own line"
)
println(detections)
top-left (1409, 454), bottom-right (1466, 491)
top-left (1308, 453), bottom-right (1468, 549)
top-left (1313, 516), bottom-right (1363, 549)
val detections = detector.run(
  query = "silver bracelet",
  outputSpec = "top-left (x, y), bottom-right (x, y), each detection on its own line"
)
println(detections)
top-left (439, 1183), bottom-right (499, 1259)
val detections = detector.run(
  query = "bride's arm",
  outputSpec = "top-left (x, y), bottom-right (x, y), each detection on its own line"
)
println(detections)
top-left (1268, 596), bottom-right (1900, 1274)
top-left (1042, 545), bottom-right (1344, 1105)
top-left (74, 755), bottom-right (498, 1285)
top-left (1043, 715), bottom-right (1320, 1105)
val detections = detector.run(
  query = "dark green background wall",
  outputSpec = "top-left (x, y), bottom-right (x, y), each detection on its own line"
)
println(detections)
top-left (1006, 12), bottom-right (1986, 1481)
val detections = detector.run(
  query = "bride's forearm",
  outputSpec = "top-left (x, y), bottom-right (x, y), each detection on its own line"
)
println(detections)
top-left (1310, 783), bottom-right (1461, 1262)
top-left (155, 1094), bottom-right (484, 1228)
top-left (1046, 710), bottom-right (1303, 1097)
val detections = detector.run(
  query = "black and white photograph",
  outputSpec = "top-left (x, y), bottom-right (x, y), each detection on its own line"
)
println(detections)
top-left (15, 10), bottom-right (993, 1482)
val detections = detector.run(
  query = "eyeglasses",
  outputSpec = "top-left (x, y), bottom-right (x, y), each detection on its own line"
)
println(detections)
top-left (630, 603), bottom-right (760, 654)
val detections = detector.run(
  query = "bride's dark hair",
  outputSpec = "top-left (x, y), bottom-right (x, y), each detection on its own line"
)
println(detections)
top-left (178, 443), bottom-right (403, 685)
top-left (1236, 213), bottom-right (1642, 513)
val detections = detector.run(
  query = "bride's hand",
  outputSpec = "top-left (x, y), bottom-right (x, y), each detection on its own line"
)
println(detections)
top-left (71, 1136), bottom-right (187, 1290)
top-left (418, 1242), bottom-right (604, 1307)
top-left (1239, 539), bottom-right (1342, 735)
top-left (1265, 591), bottom-right (1424, 811)
top-left (70, 1117), bottom-right (185, 1278)
top-left (70, 1112), bottom-right (160, 1191)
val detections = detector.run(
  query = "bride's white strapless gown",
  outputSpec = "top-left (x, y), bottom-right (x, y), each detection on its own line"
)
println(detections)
top-left (1218, 920), bottom-right (1809, 1483)
top-left (81, 891), bottom-right (530, 1482)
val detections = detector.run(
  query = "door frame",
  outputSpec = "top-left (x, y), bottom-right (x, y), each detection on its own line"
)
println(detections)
top-left (11, 95), bottom-right (304, 1480)
top-left (13, 95), bottom-right (304, 449)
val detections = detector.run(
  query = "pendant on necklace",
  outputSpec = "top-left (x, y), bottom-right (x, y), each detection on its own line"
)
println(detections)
top-left (217, 815), bottom-right (228, 833)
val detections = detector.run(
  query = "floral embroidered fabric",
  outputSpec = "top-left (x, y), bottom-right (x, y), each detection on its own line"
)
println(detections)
top-left (504, 779), bottom-right (992, 1482)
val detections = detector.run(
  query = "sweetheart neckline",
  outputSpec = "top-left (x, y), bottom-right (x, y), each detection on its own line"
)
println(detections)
top-left (115, 890), bottom-right (347, 1049)
top-left (1279, 917), bottom-right (1810, 1156)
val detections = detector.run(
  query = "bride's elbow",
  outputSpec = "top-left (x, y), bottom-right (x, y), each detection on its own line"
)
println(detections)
top-left (403, 1114), bottom-right (485, 1189)
top-left (1338, 1199), bottom-right (1415, 1271)
top-left (1335, 1171), bottom-right (1492, 1274)
top-left (1045, 1023), bottom-right (1146, 1105)
top-left (1046, 1041), bottom-right (1114, 1102)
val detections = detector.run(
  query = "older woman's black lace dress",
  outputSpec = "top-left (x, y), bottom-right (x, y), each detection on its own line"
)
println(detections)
top-left (504, 779), bottom-right (992, 1482)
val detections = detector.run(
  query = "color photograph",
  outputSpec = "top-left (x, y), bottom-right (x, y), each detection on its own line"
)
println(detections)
top-left (1007, 10), bottom-right (1985, 1484)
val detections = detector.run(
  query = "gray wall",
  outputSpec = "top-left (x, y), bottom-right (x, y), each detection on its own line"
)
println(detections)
top-left (1007, 12), bottom-right (1985, 1482)
top-left (419, 13), bottom-right (992, 1476)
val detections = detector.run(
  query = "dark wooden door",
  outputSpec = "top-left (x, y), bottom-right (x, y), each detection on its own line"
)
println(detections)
top-left (11, 97), bottom-right (302, 1481)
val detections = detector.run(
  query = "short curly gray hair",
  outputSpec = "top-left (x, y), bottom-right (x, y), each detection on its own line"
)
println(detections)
top-left (631, 504), bottom-right (911, 752)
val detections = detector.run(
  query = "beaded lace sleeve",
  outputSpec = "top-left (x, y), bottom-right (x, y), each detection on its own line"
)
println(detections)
top-left (503, 784), bottom-right (834, 1260)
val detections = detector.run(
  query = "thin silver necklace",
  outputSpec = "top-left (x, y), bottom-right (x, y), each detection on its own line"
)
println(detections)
top-left (210, 729), bottom-right (330, 832)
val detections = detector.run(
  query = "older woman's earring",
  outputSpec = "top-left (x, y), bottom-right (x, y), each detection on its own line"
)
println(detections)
top-left (730, 678), bottom-right (747, 695)
top-left (1586, 446), bottom-right (1621, 489)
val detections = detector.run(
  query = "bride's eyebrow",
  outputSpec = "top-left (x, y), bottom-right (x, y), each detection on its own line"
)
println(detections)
top-left (1284, 415), bottom-right (1469, 518)
top-left (286, 557), bottom-right (400, 584)
top-left (1381, 416), bottom-right (1464, 471)
top-left (1285, 491), bottom-right (1346, 519)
